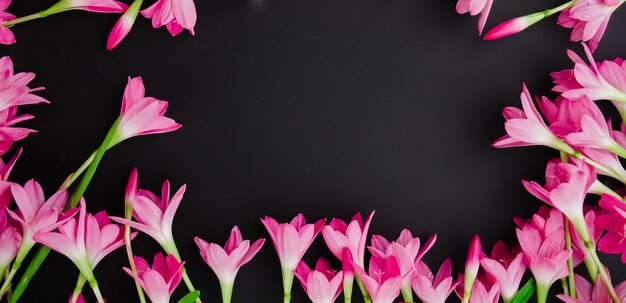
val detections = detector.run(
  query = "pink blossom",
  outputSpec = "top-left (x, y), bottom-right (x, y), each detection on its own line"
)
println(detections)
top-left (6, 180), bottom-right (73, 258)
top-left (111, 179), bottom-right (186, 257)
top-left (294, 258), bottom-right (343, 303)
top-left (493, 84), bottom-right (573, 153)
top-left (557, 0), bottom-right (624, 52)
top-left (468, 280), bottom-right (500, 303)
top-left (0, 208), bottom-right (20, 274)
top-left (412, 259), bottom-right (459, 303)
top-left (0, 149), bottom-right (21, 208)
top-left (0, 0), bottom-right (15, 44)
top-left (34, 200), bottom-right (129, 282)
top-left (352, 255), bottom-right (404, 303)
top-left (110, 77), bottom-right (181, 147)
top-left (106, 0), bottom-right (142, 50)
top-left (141, 0), bottom-right (196, 36)
top-left (194, 226), bottom-right (265, 303)
top-left (557, 274), bottom-right (626, 303)
top-left (484, 12), bottom-right (545, 40)
top-left (455, 0), bottom-right (494, 35)
top-left (479, 253), bottom-right (525, 301)
top-left (461, 235), bottom-right (482, 303)
top-left (124, 253), bottom-right (184, 303)
top-left (261, 214), bottom-right (325, 302)
top-left (522, 159), bottom-right (597, 242)
top-left (369, 229), bottom-right (436, 302)
top-left (596, 194), bottom-right (626, 262)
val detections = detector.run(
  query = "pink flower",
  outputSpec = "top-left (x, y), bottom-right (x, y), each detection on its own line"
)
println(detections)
top-left (110, 77), bottom-right (181, 147)
top-left (321, 212), bottom-right (373, 300)
top-left (34, 200), bottom-right (129, 283)
top-left (0, 208), bottom-right (20, 274)
top-left (455, 0), bottom-right (494, 34)
top-left (106, 0), bottom-right (142, 50)
top-left (369, 229), bottom-right (437, 302)
top-left (557, 274), bottom-right (626, 302)
top-left (522, 159), bottom-right (597, 242)
top-left (479, 253), bottom-right (526, 301)
top-left (141, 0), bottom-right (197, 36)
top-left (111, 179), bottom-right (186, 257)
top-left (0, 149), bottom-right (21, 208)
top-left (493, 84), bottom-right (573, 153)
top-left (484, 12), bottom-right (545, 40)
top-left (294, 258), bottom-right (343, 303)
top-left (0, 0), bottom-right (15, 44)
top-left (596, 194), bottom-right (626, 262)
top-left (352, 255), bottom-right (404, 303)
top-left (45, 0), bottom-right (127, 14)
top-left (194, 226), bottom-right (265, 303)
top-left (412, 259), bottom-right (459, 303)
top-left (261, 214), bottom-right (325, 302)
top-left (468, 280), bottom-right (500, 303)
top-left (557, 0), bottom-right (624, 52)
top-left (461, 235), bottom-right (482, 303)
top-left (124, 253), bottom-right (184, 303)
top-left (6, 180), bottom-right (73, 259)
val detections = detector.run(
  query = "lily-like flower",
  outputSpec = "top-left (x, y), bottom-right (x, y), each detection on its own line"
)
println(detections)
top-left (412, 259), bottom-right (459, 303)
top-left (0, 208), bottom-right (20, 275)
top-left (141, 0), bottom-right (196, 36)
top-left (111, 179), bottom-right (185, 257)
top-left (468, 280), bottom-right (500, 303)
top-left (294, 258), bottom-right (343, 303)
top-left (109, 77), bottom-right (181, 147)
top-left (479, 253), bottom-right (526, 302)
top-left (370, 229), bottom-right (436, 302)
top-left (34, 200), bottom-right (129, 302)
top-left (195, 226), bottom-right (265, 303)
top-left (596, 194), bottom-right (626, 262)
top-left (484, 12), bottom-right (545, 40)
top-left (455, 0), bottom-right (494, 35)
top-left (557, 274), bottom-right (626, 302)
top-left (522, 159), bottom-right (597, 243)
top-left (261, 214), bottom-right (325, 303)
top-left (493, 84), bottom-right (574, 153)
top-left (557, 0), bottom-right (625, 52)
top-left (321, 212), bottom-right (373, 301)
top-left (106, 0), bottom-right (142, 50)
top-left (124, 253), bottom-right (184, 303)
top-left (0, 0), bottom-right (15, 44)
top-left (6, 180), bottom-right (73, 261)
top-left (461, 235), bottom-right (482, 303)
top-left (352, 255), bottom-right (404, 303)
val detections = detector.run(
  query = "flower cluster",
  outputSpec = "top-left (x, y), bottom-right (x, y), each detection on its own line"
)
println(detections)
top-left (0, 0), bottom-right (196, 49)
top-left (455, 0), bottom-right (624, 51)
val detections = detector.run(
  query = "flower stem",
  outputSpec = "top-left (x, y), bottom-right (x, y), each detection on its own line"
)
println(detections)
top-left (586, 242), bottom-right (620, 303)
top-left (564, 218), bottom-right (576, 297)
top-left (536, 284), bottom-right (549, 303)
top-left (2, 12), bottom-right (45, 27)
top-left (89, 278), bottom-right (106, 303)
top-left (8, 246), bottom-right (50, 303)
top-left (282, 269), bottom-right (294, 303)
top-left (355, 276), bottom-right (371, 303)
top-left (71, 274), bottom-right (87, 303)
top-left (61, 152), bottom-right (96, 191)
top-left (571, 151), bottom-right (626, 184)
top-left (220, 281), bottom-right (233, 303)
top-left (544, 0), bottom-right (577, 16)
top-left (125, 224), bottom-right (146, 303)
top-left (0, 261), bottom-right (19, 298)
top-left (181, 267), bottom-right (202, 303)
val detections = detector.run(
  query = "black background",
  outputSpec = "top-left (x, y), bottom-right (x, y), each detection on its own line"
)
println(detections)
top-left (2, 0), bottom-right (626, 302)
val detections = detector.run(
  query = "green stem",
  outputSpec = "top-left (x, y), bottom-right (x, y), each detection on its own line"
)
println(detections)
top-left (564, 218), bottom-right (576, 298)
top-left (61, 152), bottom-right (96, 190)
top-left (401, 285), bottom-right (414, 302)
top-left (89, 279), bottom-right (106, 303)
top-left (71, 275), bottom-right (87, 303)
top-left (560, 278), bottom-right (569, 296)
top-left (8, 246), bottom-right (50, 303)
top-left (584, 255), bottom-right (598, 282)
top-left (571, 151), bottom-right (626, 184)
top-left (544, 0), bottom-right (578, 16)
top-left (0, 261), bottom-right (19, 298)
top-left (125, 224), bottom-right (146, 303)
top-left (2, 12), bottom-right (45, 27)
top-left (181, 267), bottom-right (202, 303)
top-left (3, 268), bottom-right (11, 300)
top-left (220, 281), bottom-right (233, 303)
top-left (282, 269), bottom-right (294, 303)
top-left (68, 117), bottom-right (120, 208)
top-left (536, 284), bottom-right (549, 303)
top-left (586, 242), bottom-right (620, 303)
top-left (355, 276), bottom-right (371, 303)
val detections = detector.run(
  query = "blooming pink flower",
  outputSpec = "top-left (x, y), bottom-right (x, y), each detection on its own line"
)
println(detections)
top-left (557, 0), bottom-right (625, 52)
top-left (0, 149), bottom-right (21, 208)
top-left (493, 84), bottom-right (573, 153)
top-left (557, 274), bottom-right (626, 303)
top-left (468, 280), bottom-right (500, 303)
top-left (352, 255), bottom-right (404, 303)
top-left (110, 77), bottom-right (181, 147)
top-left (294, 258), bottom-right (343, 303)
top-left (0, 0), bottom-right (15, 44)
top-left (479, 253), bottom-right (526, 301)
top-left (106, 0), bottom-right (142, 50)
top-left (194, 226), bottom-right (265, 303)
top-left (522, 159), bottom-right (597, 242)
top-left (124, 253), bottom-right (184, 303)
top-left (412, 259), bottom-right (459, 303)
top-left (455, 0), bottom-right (494, 34)
top-left (261, 214), bottom-right (325, 302)
top-left (34, 200), bottom-right (129, 282)
top-left (596, 194), bottom-right (626, 262)
top-left (141, 0), bottom-right (197, 36)
top-left (369, 229), bottom-right (436, 302)
top-left (0, 208), bottom-right (20, 274)
top-left (321, 212), bottom-right (373, 301)
top-left (6, 180), bottom-right (73, 258)
top-left (111, 179), bottom-right (185, 257)
top-left (484, 12), bottom-right (545, 40)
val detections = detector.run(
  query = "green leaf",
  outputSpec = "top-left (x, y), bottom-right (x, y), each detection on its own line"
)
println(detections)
top-left (177, 290), bottom-right (200, 303)
top-left (510, 278), bottom-right (536, 303)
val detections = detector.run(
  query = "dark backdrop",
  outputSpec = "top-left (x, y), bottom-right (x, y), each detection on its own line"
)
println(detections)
top-left (2, 0), bottom-right (626, 301)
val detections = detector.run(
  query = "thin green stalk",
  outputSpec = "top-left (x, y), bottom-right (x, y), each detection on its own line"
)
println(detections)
top-left (71, 275), bottom-right (87, 303)
top-left (2, 12), bottom-right (45, 27)
top-left (125, 224), bottom-right (146, 303)
top-left (586, 243), bottom-right (620, 303)
top-left (564, 218), bottom-right (576, 298)
top-left (282, 268), bottom-right (293, 303)
top-left (560, 278), bottom-right (569, 296)
top-left (89, 279), bottom-right (106, 303)
top-left (61, 152), bottom-right (96, 190)
top-left (355, 276), bottom-right (371, 303)
top-left (544, 0), bottom-right (578, 16)
top-left (3, 268), bottom-right (11, 301)
top-left (8, 247), bottom-right (49, 303)
top-left (536, 284), bottom-right (549, 303)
